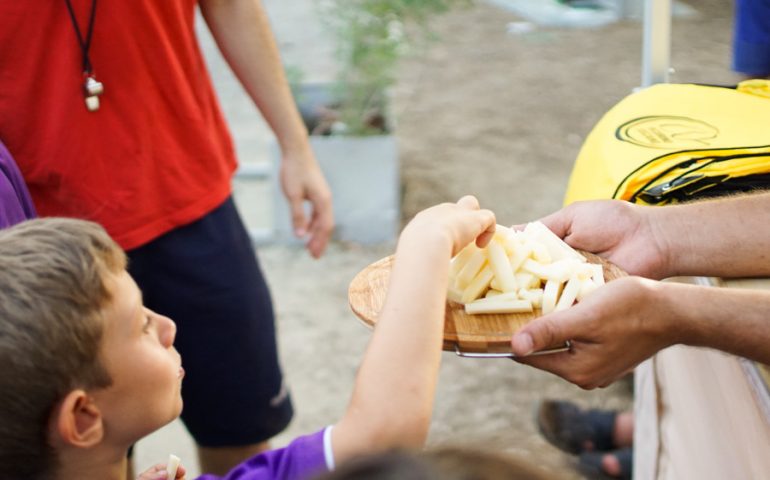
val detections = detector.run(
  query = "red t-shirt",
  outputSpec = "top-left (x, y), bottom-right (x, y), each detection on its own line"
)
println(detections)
top-left (0, 0), bottom-right (237, 249)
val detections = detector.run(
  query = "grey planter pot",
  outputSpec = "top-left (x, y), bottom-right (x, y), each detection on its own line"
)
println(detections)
top-left (270, 83), bottom-right (400, 245)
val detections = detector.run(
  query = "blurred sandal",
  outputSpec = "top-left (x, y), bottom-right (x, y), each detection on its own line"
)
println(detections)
top-left (579, 447), bottom-right (633, 480)
top-left (535, 399), bottom-right (618, 454)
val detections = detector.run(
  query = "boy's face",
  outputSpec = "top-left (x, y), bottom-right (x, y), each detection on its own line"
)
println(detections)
top-left (92, 270), bottom-right (184, 444)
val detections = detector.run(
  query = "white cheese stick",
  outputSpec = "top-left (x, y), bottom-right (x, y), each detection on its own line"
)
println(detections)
top-left (455, 250), bottom-right (487, 289)
top-left (166, 454), bottom-right (181, 480)
top-left (590, 263), bottom-right (605, 285)
top-left (508, 242), bottom-right (533, 273)
top-left (515, 272), bottom-right (539, 290)
top-left (555, 276), bottom-right (582, 311)
top-left (465, 299), bottom-right (533, 315)
top-left (521, 258), bottom-right (550, 280)
top-left (447, 283), bottom-right (464, 304)
top-left (525, 221), bottom-right (586, 262)
top-left (461, 265), bottom-right (494, 303)
top-left (522, 258), bottom-right (580, 284)
top-left (576, 278), bottom-right (599, 301)
top-left (518, 287), bottom-right (544, 308)
top-left (575, 262), bottom-right (595, 280)
top-left (450, 243), bottom-right (478, 277)
top-left (542, 279), bottom-right (562, 315)
top-left (493, 224), bottom-right (513, 239)
top-left (476, 291), bottom-right (520, 302)
top-left (487, 240), bottom-right (518, 292)
top-left (531, 242), bottom-right (552, 263)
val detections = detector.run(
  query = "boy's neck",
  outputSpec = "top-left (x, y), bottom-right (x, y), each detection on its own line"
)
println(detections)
top-left (56, 447), bottom-right (128, 480)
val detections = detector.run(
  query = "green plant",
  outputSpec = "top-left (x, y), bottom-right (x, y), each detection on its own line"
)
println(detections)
top-left (319, 0), bottom-right (470, 135)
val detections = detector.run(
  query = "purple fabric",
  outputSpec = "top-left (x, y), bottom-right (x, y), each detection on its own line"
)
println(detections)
top-left (196, 428), bottom-right (329, 480)
top-left (0, 140), bottom-right (36, 228)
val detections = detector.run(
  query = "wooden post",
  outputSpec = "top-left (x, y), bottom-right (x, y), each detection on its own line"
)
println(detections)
top-left (641, 0), bottom-right (671, 86)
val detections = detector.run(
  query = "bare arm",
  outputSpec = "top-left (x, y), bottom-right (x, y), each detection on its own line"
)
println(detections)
top-left (667, 280), bottom-right (770, 363)
top-left (199, 0), bottom-right (333, 257)
top-left (332, 197), bottom-right (495, 462)
top-left (653, 192), bottom-right (770, 277)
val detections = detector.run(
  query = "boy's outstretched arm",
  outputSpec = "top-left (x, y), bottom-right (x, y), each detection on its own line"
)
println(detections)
top-left (332, 196), bottom-right (495, 463)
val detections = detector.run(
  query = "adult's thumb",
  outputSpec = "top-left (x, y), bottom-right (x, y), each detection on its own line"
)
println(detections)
top-left (512, 314), bottom-right (572, 356)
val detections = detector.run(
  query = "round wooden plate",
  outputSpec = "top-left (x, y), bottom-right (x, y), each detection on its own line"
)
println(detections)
top-left (348, 251), bottom-right (626, 357)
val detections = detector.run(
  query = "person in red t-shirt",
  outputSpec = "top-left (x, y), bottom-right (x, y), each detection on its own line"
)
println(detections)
top-left (0, 0), bottom-right (333, 475)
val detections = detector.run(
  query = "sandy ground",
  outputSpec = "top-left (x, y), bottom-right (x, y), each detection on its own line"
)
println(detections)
top-left (136, 1), bottom-right (739, 478)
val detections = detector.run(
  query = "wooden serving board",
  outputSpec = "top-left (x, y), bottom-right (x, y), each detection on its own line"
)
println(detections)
top-left (348, 251), bottom-right (626, 356)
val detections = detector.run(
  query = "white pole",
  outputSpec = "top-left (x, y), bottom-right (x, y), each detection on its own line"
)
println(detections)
top-left (641, 0), bottom-right (672, 87)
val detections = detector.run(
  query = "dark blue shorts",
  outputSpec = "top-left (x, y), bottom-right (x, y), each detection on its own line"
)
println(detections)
top-left (733, 0), bottom-right (770, 76)
top-left (128, 197), bottom-right (293, 447)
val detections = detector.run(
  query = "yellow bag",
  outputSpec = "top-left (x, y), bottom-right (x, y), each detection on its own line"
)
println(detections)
top-left (564, 80), bottom-right (770, 205)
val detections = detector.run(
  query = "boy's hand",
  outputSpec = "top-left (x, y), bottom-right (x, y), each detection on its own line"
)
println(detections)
top-left (403, 195), bottom-right (496, 256)
top-left (137, 462), bottom-right (187, 480)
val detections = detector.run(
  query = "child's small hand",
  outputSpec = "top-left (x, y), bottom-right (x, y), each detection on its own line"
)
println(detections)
top-left (137, 462), bottom-right (187, 480)
top-left (403, 195), bottom-right (496, 256)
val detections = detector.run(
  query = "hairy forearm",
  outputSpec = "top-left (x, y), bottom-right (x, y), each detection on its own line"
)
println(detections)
top-left (658, 281), bottom-right (770, 364)
top-left (653, 192), bottom-right (770, 278)
top-left (333, 231), bottom-right (450, 461)
top-left (199, 0), bottom-right (310, 154)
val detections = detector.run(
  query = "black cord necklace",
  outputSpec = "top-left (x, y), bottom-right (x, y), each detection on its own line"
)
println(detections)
top-left (64, 0), bottom-right (104, 112)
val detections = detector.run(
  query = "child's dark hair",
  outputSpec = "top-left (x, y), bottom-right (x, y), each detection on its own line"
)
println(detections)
top-left (315, 446), bottom-right (555, 480)
top-left (0, 218), bottom-right (126, 479)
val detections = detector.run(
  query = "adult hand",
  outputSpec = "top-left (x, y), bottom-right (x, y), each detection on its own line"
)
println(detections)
top-left (137, 462), bottom-right (186, 480)
top-left (538, 200), bottom-right (671, 279)
top-left (511, 276), bottom-right (673, 389)
top-left (279, 148), bottom-right (334, 258)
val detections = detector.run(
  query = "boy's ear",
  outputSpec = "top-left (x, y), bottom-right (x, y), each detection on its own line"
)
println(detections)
top-left (51, 390), bottom-right (104, 448)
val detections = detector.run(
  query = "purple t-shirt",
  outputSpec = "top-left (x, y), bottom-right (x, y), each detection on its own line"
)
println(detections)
top-left (0, 140), bottom-right (36, 227)
top-left (196, 427), bottom-right (332, 480)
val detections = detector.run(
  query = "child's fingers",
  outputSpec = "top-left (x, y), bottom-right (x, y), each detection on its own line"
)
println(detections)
top-left (454, 195), bottom-right (495, 248)
top-left (137, 460), bottom-right (186, 480)
top-left (456, 195), bottom-right (480, 210)
top-left (475, 209), bottom-right (496, 248)
top-left (176, 464), bottom-right (187, 479)
top-left (136, 463), bottom-right (165, 480)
